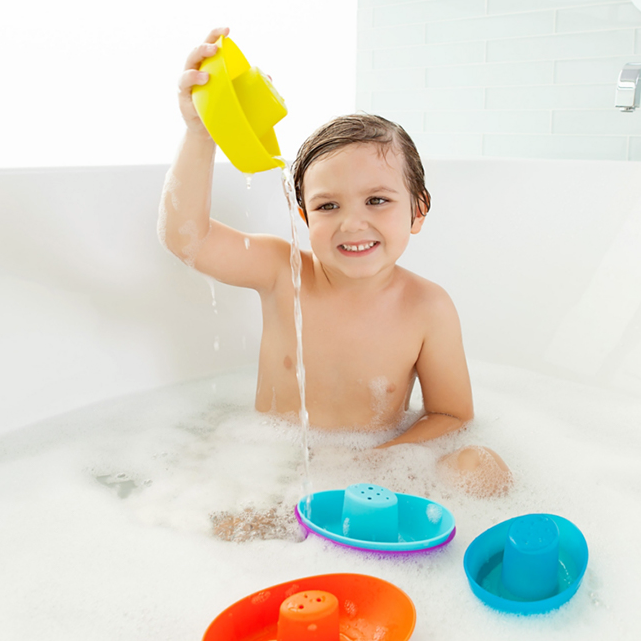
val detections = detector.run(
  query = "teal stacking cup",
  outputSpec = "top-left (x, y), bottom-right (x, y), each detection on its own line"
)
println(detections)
top-left (501, 514), bottom-right (560, 600)
top-left (341, 484), bottom-right (399, 542)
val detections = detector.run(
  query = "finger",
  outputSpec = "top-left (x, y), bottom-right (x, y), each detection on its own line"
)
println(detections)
top-left (178, 69), bottom-right (209, 95)
top-left (203, 26), bottom-right (230, 44)
top-left (183, 42), bottom-right (220, 71)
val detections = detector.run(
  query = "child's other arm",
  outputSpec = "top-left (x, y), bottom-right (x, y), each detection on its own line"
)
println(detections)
top-left (160, 27), bottom-right (290, 292)
top-left (379, 288), bottom-right (474, 447)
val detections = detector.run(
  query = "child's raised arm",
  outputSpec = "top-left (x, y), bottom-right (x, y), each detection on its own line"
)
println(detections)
top-left (159, 27), bottom-right (290, 292)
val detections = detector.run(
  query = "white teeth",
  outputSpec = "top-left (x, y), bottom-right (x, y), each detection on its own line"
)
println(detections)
top-left (341, 241), bottom-right (377, 252)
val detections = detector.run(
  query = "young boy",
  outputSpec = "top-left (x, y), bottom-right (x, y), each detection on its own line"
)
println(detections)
top-left (161, 27), bottom-right (511, 496)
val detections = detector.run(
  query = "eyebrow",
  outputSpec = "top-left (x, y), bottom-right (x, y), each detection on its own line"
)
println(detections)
top-left (308, 186), bottom-right (399, 203)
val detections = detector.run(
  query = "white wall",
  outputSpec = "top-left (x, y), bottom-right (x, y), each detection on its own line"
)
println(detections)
top-left (0, 0), bottom-right (357, 168)
top-left (357, 0), bottom-right (641, 160)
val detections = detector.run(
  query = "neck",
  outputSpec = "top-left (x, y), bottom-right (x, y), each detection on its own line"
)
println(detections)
top-left (313, 256), bottom-right (398, 294)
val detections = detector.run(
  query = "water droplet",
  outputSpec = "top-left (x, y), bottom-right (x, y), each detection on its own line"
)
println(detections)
top-left (214, 336), bottom-right (220, 351)
top-left (244, 237), bottom-right (250, 250)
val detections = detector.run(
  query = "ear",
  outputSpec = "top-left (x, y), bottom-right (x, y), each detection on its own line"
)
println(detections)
top-left (410, 207), bottom-right (426, 235)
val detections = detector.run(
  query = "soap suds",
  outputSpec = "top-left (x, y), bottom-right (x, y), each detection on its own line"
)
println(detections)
top-left (1, 363), bottom-right (638, 640)
top-left (178, 219), bottom-right (207, 268)
top-left (157, 169), bottom-right (181, 250)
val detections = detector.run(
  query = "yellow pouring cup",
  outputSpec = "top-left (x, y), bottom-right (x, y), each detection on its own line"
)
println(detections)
top-left (192, 36), bottom-right (287, 174)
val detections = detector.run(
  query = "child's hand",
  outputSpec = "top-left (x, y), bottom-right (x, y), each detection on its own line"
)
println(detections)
top-left (177, 26), bottom-right (230, 138)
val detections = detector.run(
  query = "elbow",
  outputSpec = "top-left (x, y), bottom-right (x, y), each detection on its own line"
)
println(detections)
top-left (157, 218), bottom-right (208, 269)
top-left (157, 219), bottom-right (182, 260)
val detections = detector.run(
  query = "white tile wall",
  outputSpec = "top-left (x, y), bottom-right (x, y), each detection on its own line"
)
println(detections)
top-left (356, 0), bottom-right (641, 160)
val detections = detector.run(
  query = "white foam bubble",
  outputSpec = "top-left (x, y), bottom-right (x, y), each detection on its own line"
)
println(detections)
top-left (368, 376), bottom-right (390, 423)
top-left (344, 600), bottom-right (357, 617)
top-left (178, 220), bottom-right (206, 268)
top-left (374, 626), bottom-right (388, 640)
top-left (1, 363), bottom-right (639, 640)
top-left (426, 503), bottom-right (443, 523)
top-left (158, 170), bottom-right (181, 251)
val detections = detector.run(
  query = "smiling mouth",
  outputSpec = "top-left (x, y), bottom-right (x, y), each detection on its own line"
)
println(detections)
top-left (338, 241), bottom-right (380, 253)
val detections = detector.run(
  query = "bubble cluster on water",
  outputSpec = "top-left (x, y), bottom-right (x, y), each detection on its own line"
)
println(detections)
top-left (1, 362), bottom-right (639, 640)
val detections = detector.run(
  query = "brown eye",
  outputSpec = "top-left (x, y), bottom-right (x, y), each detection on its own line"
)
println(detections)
top-left (319, 203), bottom-right (337, 211)
top-left (368, 197), bottom-right (387, 205)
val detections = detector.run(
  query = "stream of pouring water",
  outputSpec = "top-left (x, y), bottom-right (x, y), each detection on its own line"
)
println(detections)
top-left (279, 161), bottom-right (313, 504)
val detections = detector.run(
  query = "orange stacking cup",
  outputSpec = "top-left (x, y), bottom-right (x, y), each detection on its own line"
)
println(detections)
top-left (277, 591), bottom-right (339, 641)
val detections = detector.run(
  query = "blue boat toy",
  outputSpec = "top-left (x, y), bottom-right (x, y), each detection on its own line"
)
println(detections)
top-left (464, 513), bottom-right (589, 615)
top-left (295, 483), bottom-right (456, 553)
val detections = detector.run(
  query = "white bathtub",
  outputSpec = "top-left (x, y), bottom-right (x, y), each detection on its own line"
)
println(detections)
top-left (1, 160), bottom-right (640, 640)
top-left (3, 160), bottom-right (641, 431)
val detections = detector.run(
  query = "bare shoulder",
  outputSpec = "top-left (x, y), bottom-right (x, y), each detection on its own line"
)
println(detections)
top-left (273, 245), bottom-right (314, 292)
top-left (397, 267), bottom-right (459, 325)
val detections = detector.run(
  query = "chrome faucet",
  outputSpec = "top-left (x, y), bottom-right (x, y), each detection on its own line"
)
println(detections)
top-left (615, 62), bottom-right (641, 112)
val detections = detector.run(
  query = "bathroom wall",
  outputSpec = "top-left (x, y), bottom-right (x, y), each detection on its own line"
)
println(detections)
top-left (357, 0), bottom-right (641, 160)
top-left (1, 0), bottom-right (357, 169)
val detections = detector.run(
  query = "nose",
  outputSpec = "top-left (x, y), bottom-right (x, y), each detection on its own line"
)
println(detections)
top-left (339, 206), bottom-right (369, 233)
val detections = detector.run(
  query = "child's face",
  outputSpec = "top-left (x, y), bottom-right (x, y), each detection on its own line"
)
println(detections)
top-left (303, 143), bottom-right (424, 283)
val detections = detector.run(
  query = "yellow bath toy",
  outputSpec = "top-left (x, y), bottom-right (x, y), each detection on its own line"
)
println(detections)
top-left (192, 36), bottom-right (287, 174)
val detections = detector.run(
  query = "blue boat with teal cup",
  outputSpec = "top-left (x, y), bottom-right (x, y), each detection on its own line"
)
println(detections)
top-left (296, 483), bottom-right (456, 553)
top-left (464, 513), bottom-right (589, 615)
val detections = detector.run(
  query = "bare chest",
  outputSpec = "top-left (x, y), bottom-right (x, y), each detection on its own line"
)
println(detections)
top-left (257, 284), bottom-right (424, 426)
top-left (302, 296), bottom-right (421, 376)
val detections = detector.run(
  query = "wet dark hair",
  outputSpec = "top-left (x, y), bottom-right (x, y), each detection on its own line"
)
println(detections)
top-left (291, 113), bottom-right (431, 225)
